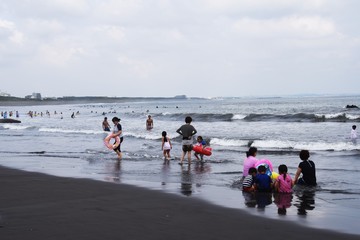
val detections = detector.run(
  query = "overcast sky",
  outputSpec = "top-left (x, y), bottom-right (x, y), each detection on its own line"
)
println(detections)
top-left (1, 0), bottom-right (360, 98)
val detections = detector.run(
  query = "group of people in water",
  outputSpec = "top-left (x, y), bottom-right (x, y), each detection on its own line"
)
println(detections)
top-left (240, 146), bottom-right (319, 213)
top-left (162, 116), bottom-right (210, 164)
top-left (242, 147), bottom-right (317, 195)
top-left (101, 115), bottom-right (356, 195)
top-left (25, 110), bottom-right (81, 119)
top-left (1, 111), bottom-right (19, 118)
top-left (102, 115), bottom-right (210, 163)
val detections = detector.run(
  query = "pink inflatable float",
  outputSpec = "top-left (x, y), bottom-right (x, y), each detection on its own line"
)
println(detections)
top-left (255, 159), bottom-right (274, 177)
top-left (104, 134), bottom-right (120, 150)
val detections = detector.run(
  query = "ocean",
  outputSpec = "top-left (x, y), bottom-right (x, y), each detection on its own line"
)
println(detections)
top-left (1, 95), bottom-right (360, 234)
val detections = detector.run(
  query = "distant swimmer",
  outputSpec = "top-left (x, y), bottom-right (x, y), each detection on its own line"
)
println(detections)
top-left (102, 117), bottom-right (111, 132)
top-left (146, 115), bottom-right (153, 130)
top-left (350, 125), bottom-right (358, 143)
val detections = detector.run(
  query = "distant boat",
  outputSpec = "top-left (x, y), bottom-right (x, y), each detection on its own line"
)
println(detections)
top-left (0, 118), bottom-right (21, 123)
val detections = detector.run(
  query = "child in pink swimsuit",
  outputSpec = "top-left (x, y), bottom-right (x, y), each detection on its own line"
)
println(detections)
top-left (275, 164), bottom-right (293, 193)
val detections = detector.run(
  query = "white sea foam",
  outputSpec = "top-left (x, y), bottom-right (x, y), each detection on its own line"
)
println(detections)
top-left (293, 141), bottom-right (360, 151)
top-left (210, 138), bottom-right (249, 147)
top-left (2, 124), bottom-right (34, 130)
top-left (315, 113), bottom-right (359, 120)
top-left (252, 139), bottom-right (360, 151)
top-left (231, 114), bottom-right (247, 120)
top-left (252, 140), bottom-right (293, 149)
top-left (315, 113), bottom-right (344, 119)
top-left (39, 128), bottom-right (104, 135)
top-left (346, 114), bottom-right (360, 120)
top-left (123, 132), bottom-right (161, 140)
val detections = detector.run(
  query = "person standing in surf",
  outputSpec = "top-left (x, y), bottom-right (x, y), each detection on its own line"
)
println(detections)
top-left (102, 117), bottom-right (111, 132)
top-left (350, 125), bottom-right (357, 143)
top-left (146, 115), bottom-right (153, 130)
top-left (176, 116), bottom-right (197, 165)
top-left (112, 117), bottom-right (124, 160)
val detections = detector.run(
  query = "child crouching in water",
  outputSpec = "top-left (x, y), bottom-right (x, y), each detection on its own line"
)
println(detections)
top-left (194, 136), bottom-right (207, 162)
top-left (242, 167), bottom-right (257, 192)
top-left (161, 131), bottom-right (172, 160)
top-left (254, 165), bottom-right (273, 192)
top-left (275, 164), bottom-right (293, 193)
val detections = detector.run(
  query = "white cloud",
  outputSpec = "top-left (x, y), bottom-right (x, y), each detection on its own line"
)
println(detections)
top-left (13, 0), bottom-right (90, 17)
top-left (95, 0), bottom-right (144, 20)
top-left (0, 19), bottom-right (24, 45)
top-left (232, 16), bottom-right (337, 38)
top-left (25, 19), bottom-right (66, 37)
top-left (92, 25), bottom-right (126, 42)
top-left (199, 0), bottom-right (328, 12)
top-left (36, 42), bottom-right (85, 67)
top-left (0, 0), bottom-right (359, 97)
top-left (117, 55), bottom-right (155, 78)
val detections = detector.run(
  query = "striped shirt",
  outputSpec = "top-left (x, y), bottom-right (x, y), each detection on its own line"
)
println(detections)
top-left (242, 175), bottom-right (254, 188)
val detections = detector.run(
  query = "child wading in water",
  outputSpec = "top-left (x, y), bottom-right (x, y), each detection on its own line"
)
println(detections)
top-left (242, 167), bottom-right (257, 192)
top-left (275, 164), bottom-right (293, 193)
top-left (254, 165), bottom-right (273, 192)
top-left (161, 131), bottom-right (172, 160)
top-left (194, 136), bottom-right (207, 162)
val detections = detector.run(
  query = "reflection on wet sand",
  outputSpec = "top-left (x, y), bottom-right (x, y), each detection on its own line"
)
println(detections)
top-left (180, 165), bottom-right (192, 196)
top-left (104, 160), bottom-right (122, 183)
top-left (274, 193), bottom-right (292, 215)
top-left (294, 190), bottom-right (315, 216)
top-left (242, 188), bottom-right (315, 216)
top-left (161, 159), bottom-right (170, 186)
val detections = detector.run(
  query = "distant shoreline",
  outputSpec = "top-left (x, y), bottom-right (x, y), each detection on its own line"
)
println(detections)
top-left (0, 95), bottom-right (191, 106)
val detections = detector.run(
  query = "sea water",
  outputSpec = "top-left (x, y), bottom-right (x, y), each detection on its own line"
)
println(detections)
top-left (1, 95), bottom-right (360, 234)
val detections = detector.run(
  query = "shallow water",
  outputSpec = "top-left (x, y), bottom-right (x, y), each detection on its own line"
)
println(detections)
top-left (1, 95), bottom-right (360, 234)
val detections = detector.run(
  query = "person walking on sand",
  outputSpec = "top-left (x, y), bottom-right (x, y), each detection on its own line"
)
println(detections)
top-left (102, 117), bottom-right (111, 132)
top-left (294, 150), bottom-right (316, 186)
top-left (176, 116), bottom-right (197, 165)
top-left (161, 131), bottom-right (172, 160)
top-left (112, 117), bottom-right (124, 160)
top-left (146, 115), bottom-right (153, 130)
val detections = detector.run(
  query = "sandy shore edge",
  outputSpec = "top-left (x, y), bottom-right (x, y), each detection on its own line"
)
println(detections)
top-left (0, 166), bottom-right (358, 240)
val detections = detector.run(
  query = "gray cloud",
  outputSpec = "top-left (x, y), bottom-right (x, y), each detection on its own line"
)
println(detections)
top-left (1, 0), bottom-right (359, 98)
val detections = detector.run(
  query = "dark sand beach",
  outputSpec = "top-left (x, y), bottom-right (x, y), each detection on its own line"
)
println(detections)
top-left (0, 166), bottom-right (358, 240)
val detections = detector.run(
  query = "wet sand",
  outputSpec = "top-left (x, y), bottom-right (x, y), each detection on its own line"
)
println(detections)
top-left (0, 166), bottom-right (358, 240)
